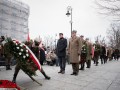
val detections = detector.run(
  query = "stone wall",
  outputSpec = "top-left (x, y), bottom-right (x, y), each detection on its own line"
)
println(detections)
top-left (0, 0), bottom-right (29, 41)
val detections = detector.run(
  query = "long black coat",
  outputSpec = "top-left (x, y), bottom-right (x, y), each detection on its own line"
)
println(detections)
top-left (100, 46), bottom-right (106, 59)
top-left (100, 46), bottom-right (106, 55)
top-left (57, 37), bottom-right (67, 57)
top-left (40, 48), bottom-right (46, 62)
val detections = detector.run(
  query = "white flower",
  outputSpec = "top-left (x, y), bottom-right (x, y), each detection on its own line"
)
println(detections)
top-left (13, 41), bottom-right (16, 43)
top-left (20, 44), bottom-right (23, 47)
top-left (26, 50), bottom-right (28, 52)
top-left (23, 56), bottom-right (26, 59)
top-left (19, 52), bottom-right (22, 55)
top-left (26, 54), bottom-right (29, 57)
top-left (16, 43), bottom-right (18, 45)
top-left (21, 49), bottom-right (23, 52)
top-left (82, 45), bottom-right (85, 47)
top-left (16, 47), bottom-right (19, 49)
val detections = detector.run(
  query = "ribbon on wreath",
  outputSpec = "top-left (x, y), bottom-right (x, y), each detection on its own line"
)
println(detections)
top-left (0, 80), bottom-right (20, 90)
top-left (13, 39), bottom-right (41, 71)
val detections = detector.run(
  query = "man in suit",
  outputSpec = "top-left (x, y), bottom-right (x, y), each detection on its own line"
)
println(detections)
top-left (57, 33), bottom-right (67, 74)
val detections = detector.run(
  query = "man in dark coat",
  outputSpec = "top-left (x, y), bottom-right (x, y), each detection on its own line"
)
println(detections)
top-left (100, 45), bottom-right (107, 64)
top-left (57, 33), bottom-right (67, 74)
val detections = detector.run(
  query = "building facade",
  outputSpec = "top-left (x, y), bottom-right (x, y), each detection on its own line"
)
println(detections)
top-left (0, 0), bottom-right (29, 41)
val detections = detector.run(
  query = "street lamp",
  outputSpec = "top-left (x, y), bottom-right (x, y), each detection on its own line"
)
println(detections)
top-left (66, 6), bottom-right (73, 37)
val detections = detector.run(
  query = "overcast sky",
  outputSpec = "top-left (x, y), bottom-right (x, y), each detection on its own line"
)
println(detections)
top-left (21, 0), bottom-right (111, 42)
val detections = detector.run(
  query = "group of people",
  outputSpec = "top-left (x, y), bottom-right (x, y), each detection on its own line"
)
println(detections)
top-left (56, 30), bottom-right (120, 76)
top-left (0, 30), bottom-right (119, 80)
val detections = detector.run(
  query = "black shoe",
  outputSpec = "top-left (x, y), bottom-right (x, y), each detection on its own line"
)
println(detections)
top-left (71, 72), bottom-right (75, 75)
top-left (6, 68), bottom-right (12, 70)
top-left (82, 68), bottom-right (84, 70)
top-left (58, 70), bottom-right (62, 73)
top-left (79, 68), bottom-right (84, 70)
top-left (12, 78), bottom-right (16, 83)
top-left (61, 71), bottom-right (65, 74)
top-left (45, 76), bottom-right (51, 80)
top-left (79, 68), bottom-right (82, 70)
top-left (71, 73), bottom-right (75, 75)
top-left (74, 73), bottom-right (78, 76)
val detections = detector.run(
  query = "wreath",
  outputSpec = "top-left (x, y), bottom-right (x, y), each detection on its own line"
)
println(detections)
top-left (5, 38), bottom-right (41, 76)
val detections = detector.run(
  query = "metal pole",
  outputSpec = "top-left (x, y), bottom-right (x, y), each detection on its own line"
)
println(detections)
top-left (71, 8), bottom-right (72, 37)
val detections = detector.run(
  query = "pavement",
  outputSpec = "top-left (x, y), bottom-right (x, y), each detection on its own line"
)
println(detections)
top-left (0, 59), bottom-right (120, 90)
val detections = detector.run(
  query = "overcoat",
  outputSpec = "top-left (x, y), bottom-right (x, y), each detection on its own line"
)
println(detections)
top-left (86, 42), bottom-right (92, 61)
top-left (68, 36), bottom-right (82, 63)
top-left (57, 37), bottom-right (67, 57)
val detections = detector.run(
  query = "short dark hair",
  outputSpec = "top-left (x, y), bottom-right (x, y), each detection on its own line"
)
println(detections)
top-left (34, 40), bottom-right (39, 46)
top-left (59, 33), bottom-right (63, 35)
top-left (80, 35), bottom-right (84, 37)
top-left (72, 30), bottom-right (77, 33)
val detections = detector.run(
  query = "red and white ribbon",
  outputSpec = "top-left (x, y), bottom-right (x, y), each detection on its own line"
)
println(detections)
top-left (13, 40), bottom-right (41, 71)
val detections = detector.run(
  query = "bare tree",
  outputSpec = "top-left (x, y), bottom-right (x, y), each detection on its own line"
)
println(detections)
top-left (94, 0), bottom-right (120, 49)
top-left (107, 23), bottom-right (120, 49)
top-left (95, 35), bottom-right (106, 45)
top-left (43, 35), bottom-right (55, 50)
top-left (95, 0), bottom-right (120, 21)
top-left (95, 35), bottom-right (101, 42)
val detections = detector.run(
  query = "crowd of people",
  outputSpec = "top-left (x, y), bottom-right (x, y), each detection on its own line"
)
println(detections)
top-left (0, 30), bottom-right (120, 77)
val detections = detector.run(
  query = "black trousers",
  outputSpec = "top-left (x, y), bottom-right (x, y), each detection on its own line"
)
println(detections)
top-left (86, 60), bottom-right (91, 68)
top-left (80, 55), bottom-right (86, 69)
top-left (58, 56), bottom-right (66, 71)
top-left (94, 56), bottom-right (99, 66)
top-left (100, 55), bottom-right (106, 64)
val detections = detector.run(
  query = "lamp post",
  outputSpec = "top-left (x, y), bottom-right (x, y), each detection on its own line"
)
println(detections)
top-left (66, 6), bottom-right (73, 37)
